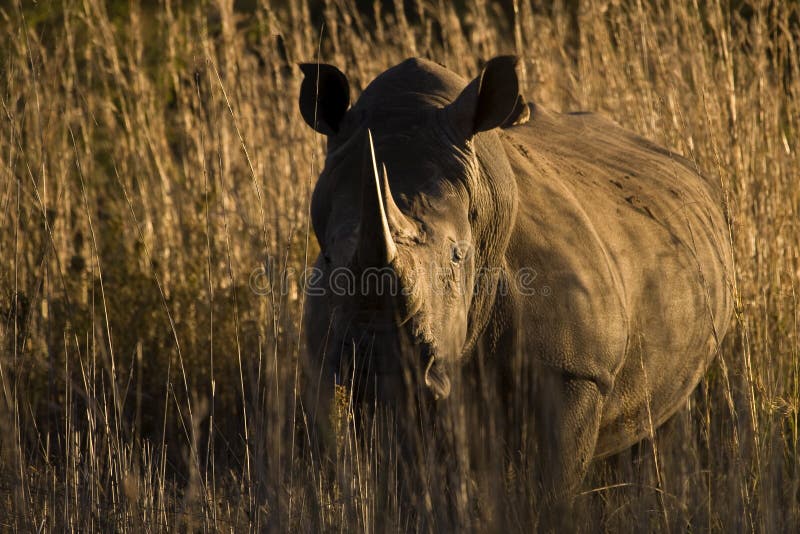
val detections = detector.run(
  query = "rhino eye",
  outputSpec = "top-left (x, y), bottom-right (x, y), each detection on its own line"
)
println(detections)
top-left (451, 244), bottom-right (464, 264)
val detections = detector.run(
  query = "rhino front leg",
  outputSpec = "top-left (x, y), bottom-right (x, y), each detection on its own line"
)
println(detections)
top-left (533, 372), bottom-right (605, 509)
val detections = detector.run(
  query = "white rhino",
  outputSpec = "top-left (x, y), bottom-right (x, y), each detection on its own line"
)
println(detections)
top-left (299, 56), bottom-right (733, 502)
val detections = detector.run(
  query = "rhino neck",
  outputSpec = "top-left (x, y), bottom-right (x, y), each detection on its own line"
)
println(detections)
top-left (459, 131), bottom-right (519, 357)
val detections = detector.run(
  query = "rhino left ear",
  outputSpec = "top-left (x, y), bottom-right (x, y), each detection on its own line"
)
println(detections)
top-left (299, 63), bottom-right (350, 136)
top-left (445, 55), bottom-right (528, 138)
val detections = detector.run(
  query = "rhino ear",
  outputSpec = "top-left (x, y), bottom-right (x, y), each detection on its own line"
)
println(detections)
top-left (446, 55), bottom-right (528, 138)
top-left (299, 63), bottom-right (350, 136)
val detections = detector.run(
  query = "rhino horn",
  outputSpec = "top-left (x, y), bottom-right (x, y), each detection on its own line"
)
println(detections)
top-left (358, 130), bottom-right (397, 267)
top-left (380, 163), bottom-right (417, 238)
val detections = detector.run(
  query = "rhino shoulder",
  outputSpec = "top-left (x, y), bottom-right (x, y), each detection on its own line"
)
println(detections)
top-left (505, 206), bottom-right (631, 396)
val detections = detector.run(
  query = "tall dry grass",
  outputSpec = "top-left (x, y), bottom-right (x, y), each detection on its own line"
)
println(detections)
top-left (0, 0), bottom-right (797, 531)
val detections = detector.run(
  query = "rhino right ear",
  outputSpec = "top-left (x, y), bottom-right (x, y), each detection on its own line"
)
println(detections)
top-left (299, 63), bottom-right (350, 136)
top-left (445, 55), bottom-right (528, 139)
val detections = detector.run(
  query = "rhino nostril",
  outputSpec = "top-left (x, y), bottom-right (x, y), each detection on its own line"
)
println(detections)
top-left (424, 353), bottom-right (451, 400)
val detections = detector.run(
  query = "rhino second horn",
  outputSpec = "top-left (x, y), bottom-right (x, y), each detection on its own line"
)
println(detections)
top-left (358, 130), bottom-right (397, 267)
top-left (381, 163), bottom-right (417, 238)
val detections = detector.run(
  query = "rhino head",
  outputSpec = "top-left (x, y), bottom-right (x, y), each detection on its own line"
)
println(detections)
top-left (300, 57), bottom-right (525, 404)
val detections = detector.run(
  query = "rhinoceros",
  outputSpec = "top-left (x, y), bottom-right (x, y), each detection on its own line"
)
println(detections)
top-left (298, 56), bottom-right (733, 501)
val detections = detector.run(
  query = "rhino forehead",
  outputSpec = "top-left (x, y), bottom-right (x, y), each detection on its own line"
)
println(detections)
top-left (355, 58), bottom-right (468, 113)
top-left (321, 126), bottom-right (473, 219)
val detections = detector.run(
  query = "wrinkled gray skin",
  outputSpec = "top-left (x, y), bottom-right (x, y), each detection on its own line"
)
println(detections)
top-left (299, 56), bottom-right (733, 502)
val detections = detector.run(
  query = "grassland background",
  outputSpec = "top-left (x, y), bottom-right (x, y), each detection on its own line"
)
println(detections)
top-left (0, 0), bottom-right (798, 531)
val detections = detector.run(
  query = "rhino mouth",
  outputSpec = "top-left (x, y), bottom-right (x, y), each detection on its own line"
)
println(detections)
top-left (335, 328), bottom-right (451, 402)
top-left (409, 309), bottom-right (451, 400)
top-left (399, 319), bottom-right (452, 400)
top-left (423, 351), bottom-right (451, 400)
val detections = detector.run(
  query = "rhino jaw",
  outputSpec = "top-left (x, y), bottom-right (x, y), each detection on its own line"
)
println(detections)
top-left (424, 354), bottom-right (451, 400)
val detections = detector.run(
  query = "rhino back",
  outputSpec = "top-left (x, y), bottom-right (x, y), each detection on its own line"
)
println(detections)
top-left (499, 105), bottom-right (734, 456)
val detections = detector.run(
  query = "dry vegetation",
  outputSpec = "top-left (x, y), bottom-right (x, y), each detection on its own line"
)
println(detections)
top-left (0, 0), bottom-right (798, 531)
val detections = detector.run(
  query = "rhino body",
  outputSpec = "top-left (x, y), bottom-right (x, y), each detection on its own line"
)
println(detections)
top-left (299, 57), bottom-right (733, 499)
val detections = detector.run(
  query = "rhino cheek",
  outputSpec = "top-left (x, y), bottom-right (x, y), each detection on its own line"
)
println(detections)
top-left (441, 302), bottom-right (470, 358)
